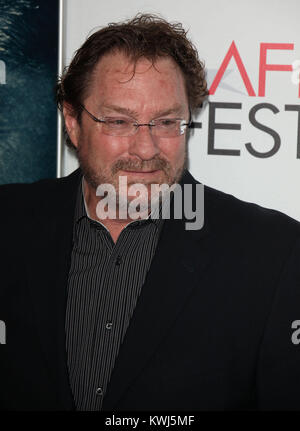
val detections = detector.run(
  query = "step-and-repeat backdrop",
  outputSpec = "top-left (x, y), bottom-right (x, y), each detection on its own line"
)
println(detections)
top-left (60, 0), bottom-right (300, 221)
top-left (0, 0), bottom-right (58, 184)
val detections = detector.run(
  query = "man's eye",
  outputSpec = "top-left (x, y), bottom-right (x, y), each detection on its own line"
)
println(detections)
top-left (106, 118), bottom-right (129, 127)
top-left (157, 119), bottom-right (177, 127)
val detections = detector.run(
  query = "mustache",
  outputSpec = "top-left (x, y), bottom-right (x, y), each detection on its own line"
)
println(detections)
top-left (111, 157), bottom-right (169, 175)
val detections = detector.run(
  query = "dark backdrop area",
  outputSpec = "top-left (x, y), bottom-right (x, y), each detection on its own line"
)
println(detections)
top-left (0, 0), bottom-right (58, 184)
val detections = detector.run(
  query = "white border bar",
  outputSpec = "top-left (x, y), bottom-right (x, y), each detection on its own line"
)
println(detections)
top-left (56, 0), bottom-right (64, 178)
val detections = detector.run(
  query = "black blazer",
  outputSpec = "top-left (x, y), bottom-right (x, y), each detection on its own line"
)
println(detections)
top-left (1, 168), bottom-right (300, 411)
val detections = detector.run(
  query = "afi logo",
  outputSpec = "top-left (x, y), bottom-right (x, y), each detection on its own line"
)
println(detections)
top-left (209, 41), bottom-right (300, 97)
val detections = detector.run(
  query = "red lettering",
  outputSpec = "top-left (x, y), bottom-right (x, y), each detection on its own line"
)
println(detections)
top-left (258, 43), bottom-right (294, 97)
top-left (209, 41), bottom-right (256, 96)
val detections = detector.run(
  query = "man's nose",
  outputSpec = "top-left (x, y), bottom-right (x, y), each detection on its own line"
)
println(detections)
top-left (128, 125), bottom-right (160, 160)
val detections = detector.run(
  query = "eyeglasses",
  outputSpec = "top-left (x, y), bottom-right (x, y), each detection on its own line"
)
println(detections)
top-left (80, 104), bottom-right (191, 138)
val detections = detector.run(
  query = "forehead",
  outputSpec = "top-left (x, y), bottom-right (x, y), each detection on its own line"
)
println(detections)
top-left (85, 51), bottom-right (189, 112)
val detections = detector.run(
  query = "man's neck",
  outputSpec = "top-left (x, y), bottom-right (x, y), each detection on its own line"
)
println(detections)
top-left (83, 178), bottom-right (149, 243)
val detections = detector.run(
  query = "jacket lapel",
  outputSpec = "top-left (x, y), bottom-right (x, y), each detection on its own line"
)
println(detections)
top-left (26, 168), bottom-right (82, 410)
top-left (103, 171), bottom-right (214, 410)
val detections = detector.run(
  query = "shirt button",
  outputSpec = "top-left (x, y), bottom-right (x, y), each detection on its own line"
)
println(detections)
top-left (96, 387), bottom-right (103, 396)
top-left (105, 322), bottom-right (113, 330)
top-left (115, 255), bottom-right (122, 265)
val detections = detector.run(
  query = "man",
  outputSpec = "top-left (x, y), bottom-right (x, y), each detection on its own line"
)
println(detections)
top-left (1, 14), bottom-right (300, 411)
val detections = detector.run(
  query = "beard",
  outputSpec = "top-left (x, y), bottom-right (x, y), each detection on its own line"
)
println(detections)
top-left (76, 145), bottom-right (187, 215)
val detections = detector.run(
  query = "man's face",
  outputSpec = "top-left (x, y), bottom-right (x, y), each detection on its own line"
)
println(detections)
top-left (64, 51), bottom-right (189, 209)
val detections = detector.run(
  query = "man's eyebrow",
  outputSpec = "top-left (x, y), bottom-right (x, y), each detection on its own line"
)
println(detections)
top-left (100, 104), bottom-right (185, 118)
top-left (153, 105), bottom-right (185, 118)
top-left (101, 104), bottom-right (139, 117)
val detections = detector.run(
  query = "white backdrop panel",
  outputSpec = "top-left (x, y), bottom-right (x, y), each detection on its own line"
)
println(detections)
top-left (61, 0), bottom-right (300, 220)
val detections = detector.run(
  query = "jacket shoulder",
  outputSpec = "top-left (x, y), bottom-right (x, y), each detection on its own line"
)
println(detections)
top-left (0, 169), bottom-right (81, 213)
top-left (203, 184), bottom-right (300, 240)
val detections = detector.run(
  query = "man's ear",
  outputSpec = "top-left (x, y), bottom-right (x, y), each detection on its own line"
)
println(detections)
top-left (63, 102), bottom-right (81, 148)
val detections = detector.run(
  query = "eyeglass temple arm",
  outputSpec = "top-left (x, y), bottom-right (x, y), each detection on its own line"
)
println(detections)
top-left (188, 108), bottom-right (193, 127)
top-left (80, 104), bottom-right (105, 123)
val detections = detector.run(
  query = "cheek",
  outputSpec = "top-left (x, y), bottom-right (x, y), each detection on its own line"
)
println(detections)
top-left (160, 138), bottom-right (186, 162)
top-left (85, 133), bottom-right (128, 162)
top-left (104, 136), bottom-right (129, 156)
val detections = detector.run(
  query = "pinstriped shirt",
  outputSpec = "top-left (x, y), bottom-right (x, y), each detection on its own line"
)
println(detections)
top-left (65, 178), bottom-right (165, 411)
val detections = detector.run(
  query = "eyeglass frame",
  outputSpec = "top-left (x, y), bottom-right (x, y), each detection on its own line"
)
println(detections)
top-left (79, 103), bottom-right (192, 137)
